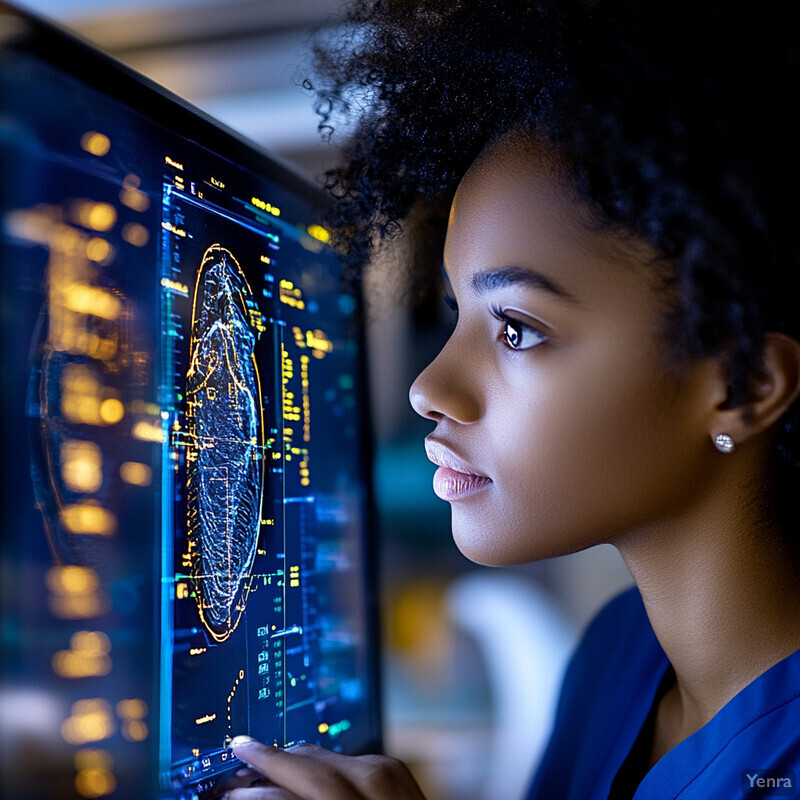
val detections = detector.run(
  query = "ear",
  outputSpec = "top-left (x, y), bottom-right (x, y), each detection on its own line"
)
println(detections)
top-left (711, 332), bottom-right (800, 447)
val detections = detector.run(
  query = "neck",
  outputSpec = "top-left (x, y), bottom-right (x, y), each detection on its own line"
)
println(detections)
top-left (615, 475), bottom-right (800, 735)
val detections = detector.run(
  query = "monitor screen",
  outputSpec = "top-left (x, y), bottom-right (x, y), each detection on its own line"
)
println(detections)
top-left (0, 4), bottom-right (381, 798)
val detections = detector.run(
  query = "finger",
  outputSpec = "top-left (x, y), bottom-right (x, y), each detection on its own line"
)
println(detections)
top-left (352, 753), bottom-right (428, 798)
top-left (287, 743), bottom-right (383, 773)
top-left (229, 738), bottom-right (359, 800)
top-left (283, 743), bottom-right (409, 788)
top-left (217, 766), bottom-right (264, 791)
top-left (288, 745), bottom-right (427, 799)
top-left (230, 738), bottom-right (428, 800)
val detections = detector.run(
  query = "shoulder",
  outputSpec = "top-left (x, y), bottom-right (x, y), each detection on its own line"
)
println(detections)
top-left (543, 583), bottom-right (664, 729)
top-left (525, 585), bottom-right (667, 800)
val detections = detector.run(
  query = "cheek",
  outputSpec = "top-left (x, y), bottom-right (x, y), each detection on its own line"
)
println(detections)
top-left (453, 348), bottom-right (706, 565)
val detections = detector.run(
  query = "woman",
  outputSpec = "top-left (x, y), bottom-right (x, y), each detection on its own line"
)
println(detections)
top-left (224, 1), bottom-right (800, 797)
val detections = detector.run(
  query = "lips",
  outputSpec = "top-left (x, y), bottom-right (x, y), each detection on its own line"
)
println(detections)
top-left (424, 438), bottom-right (492, 501)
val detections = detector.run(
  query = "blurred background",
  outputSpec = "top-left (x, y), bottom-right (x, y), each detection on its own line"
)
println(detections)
top-left (9, 1), bottom-right (634, 797)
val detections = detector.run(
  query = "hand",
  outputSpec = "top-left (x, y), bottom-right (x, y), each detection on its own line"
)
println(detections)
top-left (223, 736), bottom-right (428, 800)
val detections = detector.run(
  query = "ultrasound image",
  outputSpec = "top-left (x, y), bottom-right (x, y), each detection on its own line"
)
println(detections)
top-left (186, 244), bottom-right (263, 642)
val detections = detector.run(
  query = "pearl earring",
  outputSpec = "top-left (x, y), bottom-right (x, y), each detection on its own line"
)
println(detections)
top-left (714, 433), bottom-right (735, 453)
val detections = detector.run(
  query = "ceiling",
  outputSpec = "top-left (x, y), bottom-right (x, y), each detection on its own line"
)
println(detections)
top-left (11, 0), bottom-right (353, 181)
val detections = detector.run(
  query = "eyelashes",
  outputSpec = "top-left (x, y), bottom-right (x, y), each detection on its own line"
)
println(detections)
top-left (442, 293), bottom-right (549, 351)
top-left (489, 304), bottom-right (548, 351)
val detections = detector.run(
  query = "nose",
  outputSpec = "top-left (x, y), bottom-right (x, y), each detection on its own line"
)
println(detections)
top-left (409, 335), bottom-right (482, 424)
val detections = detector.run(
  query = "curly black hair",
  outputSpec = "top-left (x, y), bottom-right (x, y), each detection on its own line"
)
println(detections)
top-left (309, 0), bottom-right (800, 528)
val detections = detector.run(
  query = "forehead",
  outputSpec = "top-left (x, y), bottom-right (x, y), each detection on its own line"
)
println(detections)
top-left (448, 138), bottom-right (595, 260)
top-left (444, 137), bottom-right (664, 293)
top-left (456, 134), bottom-right (569, 206)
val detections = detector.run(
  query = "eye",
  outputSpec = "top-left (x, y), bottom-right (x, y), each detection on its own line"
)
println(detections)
top-left (503, 318), bottom-right (547, 350)
top-left (491, 306), bottom-right (548, 351)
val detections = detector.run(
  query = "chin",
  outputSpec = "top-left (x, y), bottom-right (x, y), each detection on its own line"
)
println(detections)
top-left (450, 517), bottom-right (529, 567)
top-left (450, 511), bottom-right (597, 567)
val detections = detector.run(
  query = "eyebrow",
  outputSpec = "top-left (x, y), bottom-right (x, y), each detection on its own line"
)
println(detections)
top-left (470, 266), bottom-right (580, 305)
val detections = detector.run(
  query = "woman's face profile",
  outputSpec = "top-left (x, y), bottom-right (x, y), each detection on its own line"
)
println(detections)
top-left (409, 139), bottom-right (721, 566)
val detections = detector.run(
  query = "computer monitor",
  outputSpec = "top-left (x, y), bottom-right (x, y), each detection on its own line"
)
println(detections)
top-left (0, 3), bottom-right (382, 798)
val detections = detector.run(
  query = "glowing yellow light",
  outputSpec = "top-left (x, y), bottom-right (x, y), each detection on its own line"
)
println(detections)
top-left (80, 132), bottom-right (111, 157)
top-left (176, 582), bottom-right (189, 599)
top-left (47, 565), bottom-right (99, 595)
top-left (53, 651), bottom-right (102, 678)
top-left (62, 394), bottom-right (100, 425)
top-left (86, 335), bottom-right (118, 362)
top-left (116, 698), bottom-right (147, 720)
top-left (99, 398), bottom-right (124, 424)
top-left (318, 723), bottom-right (329, 734)
top-left (61, 699), bottom-right (116, 745)
top-left (72, 201), bottom-right (116, 232)
top-left (73, 631), bottom-right (110, 652)
top-left (131, 420), bottom-right (164, 443)
top-left (121, 222), bottom-right (149, 246)
top-left (50, 594), bottom-right (106, 619)
top-left (280, 283), bottom-right (306, 309)
top-left (250, 196), bottom-right (280, 216)
top-left (60, 501), bottom-right (117, 536)
top-left (120, 461), bottom-right (152, 486)
top-left (122, 719), bottom-right (148, 742)
top-left (61, 364), bottom-right (102, 425)
top-left (89, 205), bottom-right (116, 230)
top-left (85, 238), bottom-right (113, 263)
top-left (61, 440), bottom-right (103, 493)
top-left (119, 188), bottom-right (150, 212)
top-left (161, 277), bottom-right (188, 294)
top-left (64, 365), bottom-right (98, 394)
top-left (118, 699), bottom-right (149, 740)
top-left (161, 221), bottom-right (187, 237)
top-left (52, 638), bottom-right (112, 679)
top-left (46, 566), bottom-right (108, 619)
top-left (75, 767), bottom-right (116, 798)
top-left (306, 330), bottom-right (333, 354)
top-left (75, 749), bottom-right (112, 771)
top-left (307, 224), bottom-right (330, 244)
top-left (63, 284), bottom-right (121, 320)
top-left (74, 748), bottom-right (117, 797)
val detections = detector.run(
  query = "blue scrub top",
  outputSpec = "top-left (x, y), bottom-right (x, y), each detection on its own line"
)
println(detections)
top-left (525, 586), bottom-right (800, 799)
